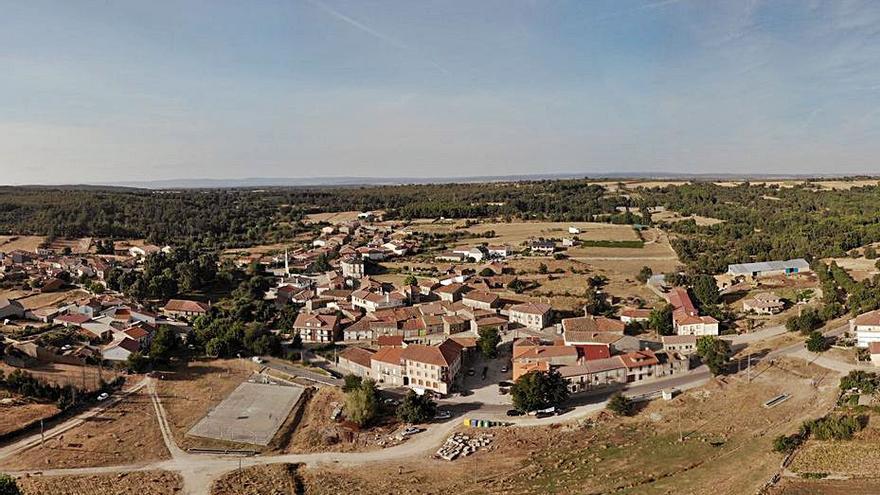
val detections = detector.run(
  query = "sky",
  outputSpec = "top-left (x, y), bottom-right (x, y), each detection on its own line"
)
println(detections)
top-left (2, 0), bottom-right (880, 184)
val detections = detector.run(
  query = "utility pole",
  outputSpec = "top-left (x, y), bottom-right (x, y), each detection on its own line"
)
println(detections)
top-left (747, 352), bottom-right (752, 383)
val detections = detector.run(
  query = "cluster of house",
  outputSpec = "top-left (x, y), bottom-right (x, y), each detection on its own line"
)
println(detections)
top-left (236, 219), bottom-right (414, 273)
top-left (508, 312), bottom-right (690, 395)
top-left (741, 292), bottom-right (785, 315)
top-left (3, 294), bottom-right (196, 367)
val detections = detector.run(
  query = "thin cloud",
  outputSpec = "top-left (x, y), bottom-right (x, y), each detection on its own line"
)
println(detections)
top-left (302, 0), bottom-right (449, 75)
top-left (595, 0), bottom-right (690, 22)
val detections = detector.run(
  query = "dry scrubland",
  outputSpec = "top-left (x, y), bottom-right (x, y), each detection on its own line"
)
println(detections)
top-left (0, 388), bottom-right (168, 470)
top-left (0, 362), bottom-right (111, 392)
top-left (651, 209), bottom-right (725, 226)
top-left (283, 386), bottom-right (395, 454)
top-left (212, 463), bottom-right (303, 495)
top-left (17, 471), bottom-right (183, 495)
top-left (789, 408), bottom-right (880, 477)
top-left (0, 394), bottom-right (59, 437)
top-left (15, 288), bottom-right (90, 310)
top-left (302, 364), bottom-right (835, 495)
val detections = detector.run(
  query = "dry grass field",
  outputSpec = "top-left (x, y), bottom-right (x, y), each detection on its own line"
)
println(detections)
top-left (15, 288), bottom-right (90, 310)
top-left (0, 388), bottom-right (169, 470)
top-left (155, 359), bottom-right (258, 451)
top-left (770, 478), bottom-right (880, 494)
top-left (0, 235), bottom-right (45, 253)
top-left (303, 364), bottom-right (836, 495)
top-left (0, 395), bottom-right (59, 437)
top-left (789, 409), bottom-right (880, 477)
top-left (651, 209), bottom-right (725, 226)
top-left (17, 471), bottom-right (183, 495)
top-left (304, 210), bottom-right (363, 224)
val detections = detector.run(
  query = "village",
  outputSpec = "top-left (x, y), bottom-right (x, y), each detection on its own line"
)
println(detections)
top-left (1, 205), bottom-right (880, 495)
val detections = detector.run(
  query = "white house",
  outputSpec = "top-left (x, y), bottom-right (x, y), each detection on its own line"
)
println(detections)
top-left (508, 302), bottom-right (552, 330)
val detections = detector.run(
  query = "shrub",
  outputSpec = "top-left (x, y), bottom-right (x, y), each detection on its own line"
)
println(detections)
top-left (606, 393), bottom-right (634, 416)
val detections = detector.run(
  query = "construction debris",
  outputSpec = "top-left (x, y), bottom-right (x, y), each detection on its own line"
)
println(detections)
top-left (435, 432), bottom-right (493, 461)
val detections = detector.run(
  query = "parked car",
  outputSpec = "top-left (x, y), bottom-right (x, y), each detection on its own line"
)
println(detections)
top-left (535, 410), bottom-right (554, 419)
top-left (506, 409), bottom-right (524, 417)
top-left (500, 364), bottom-right (509, 373)
top-left (467, 368), bottom-right (475, 376)
top-left (97, 392), bottom-right (109, 401)
top-left (401, 426), bottom-right (423, 436)
top-left (434, 410), bottom-right (452, 420)
top-left (251, 356), bottom-right (264, 364)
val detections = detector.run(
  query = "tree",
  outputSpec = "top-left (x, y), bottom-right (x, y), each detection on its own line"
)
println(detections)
top-left (479, 267), bottom-right (495, 277)
top-left (696, 336), bottom-right (730, 376)
top-left (511, 370), bottom-right (570, 413)
top-left (636, 266), bottom-right (653, 284)
top-left (290, 333), bottom-right (303, 349)
top-left (507, 278), bottom-right (527, 294)
top-left (149, 326), bottom-right (179, 365)
top-left (606, 392), bottom-right (634, 416)
top-left (345, 378), bottom-right (379, 427)
top-left (477, 327), bottom-right (501, 359)
top-left (649, 304), bottom-right (674, 336)
top-left (866, 246), bottom-right (878, 259)
top-left (126, 352), bottom-right (150, 373)
top-left (691, 275), bottom-right (720, 308)
top-left (0, 474), bottom-right (20, 495)
top-left (343, 374), bottom-right (363, 392)
top-left (538, 263), bottom-right (548, 274)
top-left (403, 274), bottom-right (418, 286)
top-left (396, 390), bottom-right (437, 423)
top-left (805, 331), bottom-right (828, 353)
top-left (772, 434), bottom-right (802, 454)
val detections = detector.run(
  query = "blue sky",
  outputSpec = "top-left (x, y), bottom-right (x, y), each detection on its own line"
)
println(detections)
top-left (2, 0), bottom-right (880, 183)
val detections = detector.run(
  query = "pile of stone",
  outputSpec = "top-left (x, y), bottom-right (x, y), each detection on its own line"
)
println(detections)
top-left (435, 432), bottom-right (493, 461)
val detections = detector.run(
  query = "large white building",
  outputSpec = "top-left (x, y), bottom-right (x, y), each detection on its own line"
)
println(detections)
top-left (726, 258), bottom-right (810, 278)
top-left (851, 309), bottom-right (880, 348)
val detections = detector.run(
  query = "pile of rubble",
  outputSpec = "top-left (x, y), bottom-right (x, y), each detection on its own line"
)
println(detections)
top-left (435, 432), bottom-right (493, 461)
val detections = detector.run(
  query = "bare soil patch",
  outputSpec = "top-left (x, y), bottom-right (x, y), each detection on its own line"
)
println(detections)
top-left (0, 362), bottom-right (111, 392)
top-left (0, 235), bottom-right (45, 253)
top-left (212, 463), bottom-right (303, 495)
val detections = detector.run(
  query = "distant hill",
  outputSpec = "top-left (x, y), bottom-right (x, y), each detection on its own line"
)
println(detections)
top-left (92, 172), bottom-right (855, 190)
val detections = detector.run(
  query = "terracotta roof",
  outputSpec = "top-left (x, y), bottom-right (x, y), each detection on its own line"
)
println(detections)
top-left (661, 335), bottom-right (698, 345)
top-left (870, 342), bottom-right (880, 355)
top-left (513, 344), bottom-right (578, 361)
top-left (293, 313), bottom-right (339, 328)
top-left (509, 302), bottom-right (552, 315)
top-left (371, 346), bottom-right (405, 365)
top-left (163, 299), bottom-right (209, 313)
top-left (123, 327), bottom-right (150, 340)
top-left (435, 283), bottom-right (465, 294)
top-left (853, 309), bottom-right (880, 327)
top-left (666, 287), bottom-right (697, 315)
top-left (619, 350), bottom-right (660, 369)
top-left (376, 335), bottom-right (405, 347)
top-left (463, 290), bottom-right (499, 304)
top-left (339, 347), bottom-right (375, 369)
top-left (450, 337), bottom-right (477, 348)
top-left (401, 339), bottom-right (462, 367)
top-left (563, 316), bottom-right (624, 335)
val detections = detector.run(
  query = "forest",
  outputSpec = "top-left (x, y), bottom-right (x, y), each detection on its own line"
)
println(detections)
top-left (3, 180), bottom-right (880, 275)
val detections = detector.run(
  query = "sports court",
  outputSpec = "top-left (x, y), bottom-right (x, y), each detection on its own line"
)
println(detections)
top-left (188, 378), bottom-right (305, 446)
